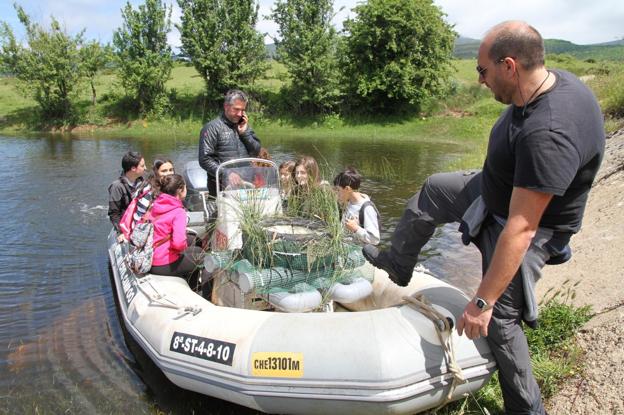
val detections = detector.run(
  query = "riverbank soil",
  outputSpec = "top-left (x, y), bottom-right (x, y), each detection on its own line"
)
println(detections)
top-left (540, 128), bottom-right (624, 414)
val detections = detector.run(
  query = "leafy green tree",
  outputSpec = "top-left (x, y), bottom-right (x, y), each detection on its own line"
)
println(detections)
top-left (177, 0), bottom-right (268, 100)
top-left (80, 41), bottom-right (113, 106)
top-left (271, 0), bottom-right (341, 114)
top-left (0, 4), bottom-right (85, 121)
top-left (113, 0), bottom-right (173, 116)
top-left (341, 0), bottom-right (456, 113)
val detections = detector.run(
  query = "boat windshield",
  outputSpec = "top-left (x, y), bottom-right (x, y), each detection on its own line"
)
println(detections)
top-left (217, 160), bottom-right (279, 194)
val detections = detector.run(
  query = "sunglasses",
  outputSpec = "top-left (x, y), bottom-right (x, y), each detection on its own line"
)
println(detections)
top-left (476, 57), bottom-right (508, 78)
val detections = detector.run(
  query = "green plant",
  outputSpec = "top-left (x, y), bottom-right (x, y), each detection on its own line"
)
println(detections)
top-left (525, 280), bottom-right (592, 399)
top-left (590, 67), bottom-right (624, 118)
top-left (0, 4), bottom-right (86, 123)
top-left (527, 280), bottom-right (592, 356)
top-left (177, 0), bottom-right (268, 100)
top-left (271, 0), bottom-right (342, 114)
top-left (80, 41), bottom-right (113, 106)
top-left (113, 0), bottom-right (173, 117)
top-left (340, 0), bottom-right (456, 113)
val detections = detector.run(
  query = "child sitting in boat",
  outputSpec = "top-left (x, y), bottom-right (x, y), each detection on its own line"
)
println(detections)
top-left (134, 158), bottom-right (175, 220)
top-left (252, 148), bottom-right (272, 188)
top-left (293, 155), bottom-right (322, 190)
top-left (333, 167), bottom-right (380, 246)
top-left (150, 174), bottom-right (205, 290)
top-left (119, 158), bottom-right (175, 240)
top-left (108, 151), bottom-right (146, 242)
top-left (278, 160), bottom-right (295, 199)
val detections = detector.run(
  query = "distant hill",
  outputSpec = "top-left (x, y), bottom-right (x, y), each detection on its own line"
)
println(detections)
top-left (452, 37), bottom-right (624, 61)
top-left (594, 39), bottom-right (624, 46)
top-left (453, 36), bottom-right (481, 59)
top-left (266, 37), bottom-right (624, 61)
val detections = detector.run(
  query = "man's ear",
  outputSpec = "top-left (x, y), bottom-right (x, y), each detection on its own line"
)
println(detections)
top-left (502, 56), bottom-right (518, 78)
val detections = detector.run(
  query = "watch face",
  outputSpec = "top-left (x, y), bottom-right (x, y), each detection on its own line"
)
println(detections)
top-left (476, 298), bottom-right (486, 309)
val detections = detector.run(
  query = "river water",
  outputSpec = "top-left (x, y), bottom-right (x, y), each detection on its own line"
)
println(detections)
top-left (0, 133), bottom-right (481, 414)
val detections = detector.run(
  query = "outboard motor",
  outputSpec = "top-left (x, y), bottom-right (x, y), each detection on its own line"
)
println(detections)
top-left (183, 160), bottom-right (216, 239)
top-left (183, 160), bottom-right (209, 211)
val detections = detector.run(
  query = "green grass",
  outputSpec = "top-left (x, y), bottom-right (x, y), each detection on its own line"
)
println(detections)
top-left (589, 66), bottom-right (624, 118)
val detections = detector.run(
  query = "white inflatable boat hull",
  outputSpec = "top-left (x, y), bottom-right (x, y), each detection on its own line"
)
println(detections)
top-left (108, 230), bottom-right (496, 414)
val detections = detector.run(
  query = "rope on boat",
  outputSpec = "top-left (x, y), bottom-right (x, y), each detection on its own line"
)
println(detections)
top-left (135, 277), bottom-right (202, 317)
top-left (403, 293), bottom-right (467, 409)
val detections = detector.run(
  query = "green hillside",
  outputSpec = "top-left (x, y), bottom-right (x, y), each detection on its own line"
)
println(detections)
top-left (452, 37), bottom-right (624, 61)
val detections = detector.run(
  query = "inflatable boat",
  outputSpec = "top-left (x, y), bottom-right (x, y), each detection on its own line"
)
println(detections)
top-left (107, 159), bottom-right (496, 414)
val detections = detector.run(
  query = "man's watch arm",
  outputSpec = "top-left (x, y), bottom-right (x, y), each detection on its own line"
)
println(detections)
top-left (473, 296), bottom-right (494, 312)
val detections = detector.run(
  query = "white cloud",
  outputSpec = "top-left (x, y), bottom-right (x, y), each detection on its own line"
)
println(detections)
top-left (2, 0), bottom-right (622, 46)
top-left (433, 0), bottom-right (624, 44)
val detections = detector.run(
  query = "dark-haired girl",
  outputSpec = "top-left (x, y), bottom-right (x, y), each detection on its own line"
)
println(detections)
top-left (150, 174), bottom-right (205, 287)
top-left (133, 158), bottom-right (175, 221)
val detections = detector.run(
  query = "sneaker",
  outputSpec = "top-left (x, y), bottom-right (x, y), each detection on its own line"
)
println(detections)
top-left (362, 245), bottom-right (411, 287)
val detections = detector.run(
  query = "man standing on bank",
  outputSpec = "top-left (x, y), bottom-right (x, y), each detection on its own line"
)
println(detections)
top-left (199, 89), bottom-right (261, 196)
top-left (363, 21), bottom-right (604, 413)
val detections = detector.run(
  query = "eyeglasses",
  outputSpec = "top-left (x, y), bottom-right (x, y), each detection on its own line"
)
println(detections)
top-left (476, 58), bottom-right (507, 78)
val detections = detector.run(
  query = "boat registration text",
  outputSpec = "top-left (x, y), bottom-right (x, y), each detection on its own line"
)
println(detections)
top-left (170, 331), bottom-right (235, 366)
top-left (251, 352), bottom-right (304, 378)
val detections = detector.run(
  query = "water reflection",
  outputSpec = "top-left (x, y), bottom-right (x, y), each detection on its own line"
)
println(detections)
top-left (0, 133), bottom-right (481, 414)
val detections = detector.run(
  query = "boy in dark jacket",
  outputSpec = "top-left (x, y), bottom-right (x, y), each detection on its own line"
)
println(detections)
top-left (108, 151), bottom-right (146, 240)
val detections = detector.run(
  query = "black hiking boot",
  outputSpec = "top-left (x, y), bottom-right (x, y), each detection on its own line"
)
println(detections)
top-left (362, 244), bottom-right (412, 287)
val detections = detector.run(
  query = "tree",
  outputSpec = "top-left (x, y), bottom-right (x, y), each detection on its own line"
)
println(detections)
top-left (341, 0), bottom-right (456, 113)
top-left (177, 0), bottom-right (268, 100)
top-left (0, 4), bottom-right (85, 121)
top-left (113, 0), bottom-right (173, 116)
top-left (80, 41), bottom-right (112, 106)
top-left (271, 0), bottom-right (341, 114)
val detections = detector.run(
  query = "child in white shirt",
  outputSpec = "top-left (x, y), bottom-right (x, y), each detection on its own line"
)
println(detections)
top-left (333, 167), bottom-right (380, 245)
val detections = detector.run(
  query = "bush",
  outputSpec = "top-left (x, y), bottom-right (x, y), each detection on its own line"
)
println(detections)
top-left (340, 0), bottom-right (456, 113)
top-left (591, 68), bottom-right (624, 118)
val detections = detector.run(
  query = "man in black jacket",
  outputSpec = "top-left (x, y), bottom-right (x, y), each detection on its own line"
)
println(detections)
top-left (198, 89), bottom-right (261, 196)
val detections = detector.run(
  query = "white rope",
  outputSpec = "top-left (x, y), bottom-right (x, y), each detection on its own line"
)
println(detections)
top-left (403, 293), bottom-right (467, 409)
top-left (135, 277), bottom-right (202, 317)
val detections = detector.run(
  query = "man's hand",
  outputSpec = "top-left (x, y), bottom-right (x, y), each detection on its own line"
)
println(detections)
top-left (457, 301), bottom-right (493, 339)
top-left (117, 233), bottom-right (127, 244)
top-left (228, 172), bottom-right (243, 187)
top-left (237, 112), bottom-right (248, 134)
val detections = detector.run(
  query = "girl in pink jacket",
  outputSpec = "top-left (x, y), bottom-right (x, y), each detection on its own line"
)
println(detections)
top-left (149, 174), bottom-right (204, 288)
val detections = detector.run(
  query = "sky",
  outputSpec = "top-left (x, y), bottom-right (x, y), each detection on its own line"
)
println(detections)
top-left (1, 0), bottom-right (623, 48)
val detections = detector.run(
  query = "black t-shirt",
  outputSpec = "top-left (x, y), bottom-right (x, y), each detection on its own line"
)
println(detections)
top-left (481, 69), bottom-right (605, 235)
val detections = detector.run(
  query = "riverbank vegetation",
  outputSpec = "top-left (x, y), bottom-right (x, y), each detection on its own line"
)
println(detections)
top-left (1, 1), bottom-right (622, 140)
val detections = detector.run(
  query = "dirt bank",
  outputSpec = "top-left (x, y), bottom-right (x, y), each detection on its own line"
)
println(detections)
top-left (539, 128), bottom-right (624, 414)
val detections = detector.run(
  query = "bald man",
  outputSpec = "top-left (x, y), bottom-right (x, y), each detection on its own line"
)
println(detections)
top-left (363, 21), bottom-right (604, 413)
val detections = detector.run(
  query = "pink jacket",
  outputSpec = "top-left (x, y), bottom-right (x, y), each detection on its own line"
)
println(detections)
top-left (150, 193), bottom-right (188, 266)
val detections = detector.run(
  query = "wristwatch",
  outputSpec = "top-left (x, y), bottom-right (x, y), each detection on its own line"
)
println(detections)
top-left (473, 296), bottom-right (493, 312)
